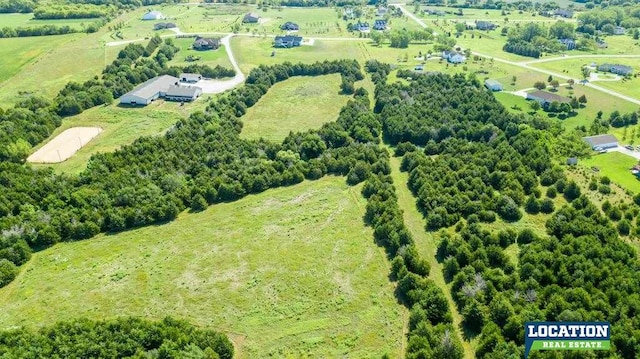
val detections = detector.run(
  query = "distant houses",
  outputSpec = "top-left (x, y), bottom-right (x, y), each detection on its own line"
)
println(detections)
top-left (274, 35), bottom-right (302, 48)
top-left (526, 90), bottom-right (570, 106)
top-left (353, 21), bottom-right (369, 32)
top-left (476, 21), bottom-right (496, 30)
top-left (598, 63), bottom-right (633, 76)
top-left (441, 50), bottom-right (466, 64)
top-left (553, 9), bottom-right (573, 18)
top-left (193, 37), bottom-right (220, 51)
top-left (243, 13), bottom-right (260, 23)
top-left (119, 75), bottom-right (202, 105)
top-left (373, 19), bottom-right (387, 31)
top-left (142, 10), bottom-right (164, 20)
top-left (484, 79), bottom-right (503, 91)
top-left (153, 22), bottom-right (176, 30)
top-left (559, 38), bottom-right (576, 50)
top-left (343, 7), bottom-right (356, 20)
top-left (280, 21), bottom-right (299, 31)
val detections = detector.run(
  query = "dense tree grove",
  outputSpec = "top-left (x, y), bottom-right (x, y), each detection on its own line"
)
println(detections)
top-left (33, 4), bottom-right (113, 19)
top-left (373, 68), bottom-right (640, 357)
top-left (0, 317), bottom-right (233, 358)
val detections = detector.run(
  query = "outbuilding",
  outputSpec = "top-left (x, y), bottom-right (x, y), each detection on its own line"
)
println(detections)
top-left (180, 73), bottom-right (202, 83)
top-left (142, 10), bottom-right (163, 20)
top-left (583, 134), bottom-right (619, 150)
top-left (119, 75), bottom-right (179, 105)
top-left (165, 86), bottom-right (202, 102)
top-left (484, 79), bottom-right (503, 91)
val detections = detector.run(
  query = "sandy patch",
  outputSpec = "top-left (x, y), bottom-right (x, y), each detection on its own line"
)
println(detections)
top-left (27, 127), bottom-right (102, 163)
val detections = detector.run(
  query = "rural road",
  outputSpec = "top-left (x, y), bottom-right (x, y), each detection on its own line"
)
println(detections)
top-left (194, 34), bottom-right (245, 94)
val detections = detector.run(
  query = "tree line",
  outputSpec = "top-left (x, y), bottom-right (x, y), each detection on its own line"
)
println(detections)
top-left (0, 317), bottom-right (233, 358)
top-left (33, 4), bottom-right (114, 19)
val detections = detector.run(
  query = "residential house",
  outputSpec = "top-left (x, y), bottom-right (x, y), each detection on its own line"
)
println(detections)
top-left (614, 26), bottom-right (626, 35)
top-left (142, 10), bottom-right (164, 20)
top-left (376, 6), bottom-right (388, 17)
top-left (559, 38), bottom-right (576, 50)
top-left (582, 134), bottom-right (618, 150)
top-left (164, 86), bottom-right (202, 102)
top-left (274, 35), bottom-right (303, 48)
top-left (353, 21), bottom-right (369, 32)
top-left (193, 37), bottom-right (220, 50)
top-left (373, 19), bottom-right (387, 31)
top-left (179, 73), bottom-right (202, 83)
top-left (554, 9), bottom-right (573, 18)
top-left (442, 50), bottom-right (466, 64)
top-left (119, 75), bottom-right (179, 105)
top-left (598, 63), bottom-right (633, 76)
top-left (153, 22), bottom-right (176, 30)
top-left (476, 21), bottom-right (496, 30)
top-left (526, 90), bottom-right (570, 107)
top-left (243, 13), bottom-right (259, 23)
top-left (484, 79), bottom-right (503, 91)
top-left (280, 21), bottom-right (299, 31)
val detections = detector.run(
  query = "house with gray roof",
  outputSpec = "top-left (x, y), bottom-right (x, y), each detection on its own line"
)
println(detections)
top-left (119, 75), bottom-right (179, 105)
top-left (165, 86), bottom-right (202, 102)
top-left (484, 79), bottom-right (503, 91)
top-left (243, 13), bottom-right (260, 23)
top-left (526, 90), bottom-right (570, 106)
top-left (598, 63), bottom-right (633, 76)
top-left (583, 134), bottom-right (618, 149)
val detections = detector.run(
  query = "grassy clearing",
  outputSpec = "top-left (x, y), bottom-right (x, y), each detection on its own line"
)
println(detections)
top-left (0, 13), bottom-right (100, 30)
top-left (167, 37), bottom-right (232, 69)
top-left (581, 152), bottom-right (640, 194)
top-left (32, 100), bottom-right (208, 174)
top-left (240, 74), bottom-right (350, 142)
top-left (0, 176), bottom-right (404, 358)
top-left (388, 154), bottom-right (475, 359)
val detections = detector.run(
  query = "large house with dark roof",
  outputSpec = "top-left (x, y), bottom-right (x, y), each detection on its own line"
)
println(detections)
top-left (119, 75), bottom-right (202, 105)
top-left (243, 13), bottom-right (259, 23)
top-left (353, 21), bottom-right (369, 32)
top-left (280, 21), bottom-right (299, 31)
top-left (153, 22), bottom-right (176, 30)
top-left (193, 37), bottom-right (220, 50)
top-left (373, 19), bottom-right (387, 30)
top-left (526, 90), bottom-right (570, 106)
top-left (476, 21), bottom-right (496, 30)
top-left (583, 134), bottom-right (618, 150)
top-left (274, 35), bottom-right (302, 48)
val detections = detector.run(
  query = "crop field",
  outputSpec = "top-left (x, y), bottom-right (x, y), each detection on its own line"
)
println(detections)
top-left (241, 74), bottom-right (350, 142)
top-left (31, 100), bottom-right (207, 174)
top-left (167, 38), bottom-right (233, 69)
top-left (0, 13), bottom-right (101, 30)
top-left (581, 152), bottom-right (640, 194)
top-left (0, 177), bottom-right (404, 358)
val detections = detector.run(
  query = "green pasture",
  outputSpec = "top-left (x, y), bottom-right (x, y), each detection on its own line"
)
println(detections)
top-left (167, 37), bottom-right (233, 69)
top-left (0, 13), bottom-right (100, 30)
top-left (581, 152), bottom-right (640, 194)
top-left (32, 100), bottom-right (207, 174)
top-left (240, 74), bottom-right (350, 142)
top-left (0, 177), bottom-right (404, 358)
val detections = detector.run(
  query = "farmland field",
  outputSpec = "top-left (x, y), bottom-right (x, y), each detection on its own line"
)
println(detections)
top-left (241, 74), bottom-right (350, 142)
top-left (31, 100), bottom-right (208, 174)
top-left (0, 176), bottom-right (404, 358)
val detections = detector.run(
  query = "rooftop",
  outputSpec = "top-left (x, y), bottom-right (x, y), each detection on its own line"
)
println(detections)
top-left (527, 90), bottom-right (570, 103)
top-left (583, 134), bottom-right (619, 146)
top-left (165, 85), bottom-right (201, 97)
top-left (125, 75), bottom-right (178, 100)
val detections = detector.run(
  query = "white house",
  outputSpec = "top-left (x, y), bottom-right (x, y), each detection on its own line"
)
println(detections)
top-left (442, 50), bottom-right (466, 64)
top-left (142, 10), bottom-right (164, 20)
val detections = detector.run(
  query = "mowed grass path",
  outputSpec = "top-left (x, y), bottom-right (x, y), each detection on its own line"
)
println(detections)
top-left (0, 177), bottom-right (403, 358)
top-left (32, 100), bottom-right (208, 174)
top-left (240, 74), bottom-right (350, 142)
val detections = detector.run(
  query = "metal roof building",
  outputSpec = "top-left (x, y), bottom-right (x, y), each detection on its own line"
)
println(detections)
top-left (583, 134), bottom-right (619, 149)
top-left (119, 75), bottom-right (179, 105)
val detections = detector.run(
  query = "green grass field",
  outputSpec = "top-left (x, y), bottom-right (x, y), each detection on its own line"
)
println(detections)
top-left (32, 100), bottom-right (208, 174)
top-left (0, 13), bottom-right (102, 30)
top-left (167, 37), bottom-right (233, 69)
top-left (240, 74), bottom-right (350, 142)
top-left (581, 152), bottom-right (640, 194)
top-left (0, 177), bottom-right (404, 358)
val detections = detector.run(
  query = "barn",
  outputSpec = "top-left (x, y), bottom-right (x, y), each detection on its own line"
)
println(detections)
top-left (583, 134), bottom-right (619, 150)
top-left (119, 75), bottom-right (179, 105)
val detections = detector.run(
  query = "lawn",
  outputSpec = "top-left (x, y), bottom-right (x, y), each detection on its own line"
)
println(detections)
top-left (581, 152), bottom-right (640, 194)
top-left (31, 100), bottom-right (208, 174)
top-left (240, 74), bottom-right (350, 142)
top-left (0, 13), bottom-right (102, 30)
top-left (0, 176), bottom-right (404, 358)
top-left (167, 37), bottom-right (233, 69)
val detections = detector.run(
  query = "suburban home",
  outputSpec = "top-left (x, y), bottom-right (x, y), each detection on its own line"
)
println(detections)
top-left (484, 79), bottom-right (503, 91)
top-left (476, 21), bottom-right (496, 30)
top-left (353, 21), bottom-right (369, 32)
top-left (373, 19), bottom-right (387, 30)
top-left (119, 75), bottom-right (179, 105)
top-left (425, 9), bottom-right (445, 16)
top-left (153, 22), bottom-right (176, 30)
top-left (442, 50), bottom-right (466, 64)
top-left (614, 26), bottom-right (626, 35)
top-left (164, 86), bottom-right (202, 102)
top-left (554, 9), bottom-right (573, 18)
top-left (598, 63), bottom-right (633, 76)
top-left (180, 73), bottom-right (202, 83)
top-left (559, 38), bottom-right (576, 50)
top-left (376, 6), bottom-right (388, 17)
top-left (526, 90), bottom-right (570, 106)
top-left (280, 21), bottom-right (299, 31)
top-left (142, 10), bottom-right (163, 20)
top-left (243, 13), bottom-right (259, 23)
top-left (583, 134), bottom-right (619, 150)
top-left (193, 37), bottom-right (220, 50)
top-left (274, 35), bottom-right (303, 48)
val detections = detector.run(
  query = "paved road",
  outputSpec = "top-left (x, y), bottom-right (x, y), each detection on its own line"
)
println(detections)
top-left (608, 145), bottom-right (640, 160)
